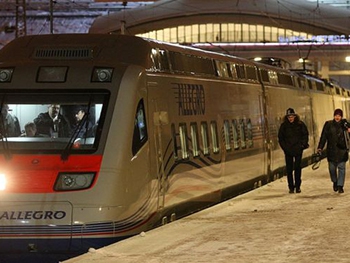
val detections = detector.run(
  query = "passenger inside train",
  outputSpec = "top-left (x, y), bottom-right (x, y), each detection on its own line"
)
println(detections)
top-left (0, 104), bottom-right (21, 137)
top-left (20, 122), bottom-right (45, 137)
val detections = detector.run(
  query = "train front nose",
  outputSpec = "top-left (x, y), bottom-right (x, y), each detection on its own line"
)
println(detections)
top-left (0, 201), bottom-right (75, 254)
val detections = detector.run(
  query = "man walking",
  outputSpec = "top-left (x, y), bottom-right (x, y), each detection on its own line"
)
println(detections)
top-left (317, 109), bottom-right (350, 193)
top-left (278, 108), bottom-right (309, 193)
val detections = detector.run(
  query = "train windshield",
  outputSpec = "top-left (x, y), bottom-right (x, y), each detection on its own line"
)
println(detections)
top-left (0, 90), bottom-right (108, 153)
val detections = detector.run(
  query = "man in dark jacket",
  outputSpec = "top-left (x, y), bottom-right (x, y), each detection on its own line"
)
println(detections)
top-left (34, 104), bottom-right (70, 138)
top-left (317, 108), bottom-right (350, 193)
top-left (0, 104), bottom-right (21, 137)
top-left (278, 108), bottom-right (309, 193)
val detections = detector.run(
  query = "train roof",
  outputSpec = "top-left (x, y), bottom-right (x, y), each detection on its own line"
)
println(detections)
top-left (0, 34), bottom-right (151, 67)
top-left (1, 33), bottom-right (350, 96)
top-left (0, 34), bottom-right (256, 68)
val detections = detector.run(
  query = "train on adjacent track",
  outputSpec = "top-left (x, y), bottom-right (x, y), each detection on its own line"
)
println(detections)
top-left (0, 33), bottom-right (349, 262)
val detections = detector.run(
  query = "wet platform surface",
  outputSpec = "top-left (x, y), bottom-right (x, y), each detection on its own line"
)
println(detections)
top-left (64, 162), bottom-right (350, 263)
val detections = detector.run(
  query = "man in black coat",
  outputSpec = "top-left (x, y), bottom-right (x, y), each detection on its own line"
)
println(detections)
top-left (317, 108), bottom-right (350, 193)
top-left (278, 108), bottom-right (309, 193)
top-left (34, 104), bottom-right (70, 138)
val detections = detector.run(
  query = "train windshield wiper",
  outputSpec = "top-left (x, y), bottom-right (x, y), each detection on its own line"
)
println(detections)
top-left (61, 112), bottom-right (89, 161)
top-left (61, 99), bottom-right (93, 161)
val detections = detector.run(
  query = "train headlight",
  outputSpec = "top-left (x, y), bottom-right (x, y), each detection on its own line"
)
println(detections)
top-left (91, 67), bottom-right (113, 82)
top-left (0, 68), bottom-right (14, 82)
top-left (54, 172), bottom-right (95, 191)
top-left (0, 173), bottom-right (6, 191)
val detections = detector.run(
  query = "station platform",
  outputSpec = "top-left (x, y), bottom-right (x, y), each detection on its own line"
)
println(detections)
top-left (64, 162), bottom-right (350, 263)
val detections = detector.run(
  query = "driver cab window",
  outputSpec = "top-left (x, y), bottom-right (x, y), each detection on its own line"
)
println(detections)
top-left (132, 99), bottom-right (148, 155)
top-left (0, 91), bottom-right (108, 152)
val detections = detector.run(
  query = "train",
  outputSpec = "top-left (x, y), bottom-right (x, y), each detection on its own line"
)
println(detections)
top-left (0, 33), bottom-right (349, 262)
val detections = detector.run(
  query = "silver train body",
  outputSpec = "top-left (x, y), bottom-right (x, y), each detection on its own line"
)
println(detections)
top-left (0, 34), bottom-right (348, 261)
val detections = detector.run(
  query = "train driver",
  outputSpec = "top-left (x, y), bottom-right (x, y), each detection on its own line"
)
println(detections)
top-left (73, 106), bottom-right (94, 138)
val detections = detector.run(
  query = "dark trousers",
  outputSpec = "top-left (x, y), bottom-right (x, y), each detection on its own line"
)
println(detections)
top-left (285, 154), bottom-right (302, 190)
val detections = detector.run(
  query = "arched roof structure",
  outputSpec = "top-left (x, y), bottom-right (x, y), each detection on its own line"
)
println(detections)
top-left (89, 0), bottom-right (350, 36)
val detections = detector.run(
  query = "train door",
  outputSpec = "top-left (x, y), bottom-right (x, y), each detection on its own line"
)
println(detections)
top-left (259, 87), bottom-right (272, 180)
top-left (128, 97), bottom-right (154, 217)
top-left (263, 85), bottom-right (287, 181)
top-left (153, 103), bottom-right (168, 210)
top-left (147, 81), bottom-right (170, 212)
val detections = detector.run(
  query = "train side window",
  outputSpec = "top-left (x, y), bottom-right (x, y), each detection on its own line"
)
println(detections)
top-left (210, 121), bottom-right (219, 154)
top-left (171, 123), bottom-right (178, 160)
top-left (235, 64), bottom-right (246, 79)
top-left (150, 48), bottom-right (170, 72)
top-left (335, 87), bottom-right (341, 95)
top-left (342, 88), bottom-right (346, 96)
top-left (150, 48), bottom-right (160, 71)
top-left (191, 56), bottom-right (216, 76)
top-left (200, 122), bottom-right (210, 156)
top-left (179, 123), bottom-right (189, 159)
top-left (224, 120), bottom-right (231, 151)
top-left (260, 69), bottom-right (269, 83)
top-left (190, 122), bottom-right (200, 157)
top-left (277, 73), bottom-right (293, 86)
top-left (226, 63), bottom-right (233, 78)
top-left (169, 51), bottom-right (188, 73)
top-left (232, 119), bottom-right (239, 150)
top-left (246, 66), bottom-right (257, 81)
top-left (159, 49), bottom-right (170, 71)
top-left (246, 118), bottom-right (253, 148)
top-left (316, 81), bottom-right (324, 91)
top-left (239, 119), bottom-right (246, 149)
top-left (169, 51), bottom-right (215, 76)
top-left (228, 63), bottom-right (238, 79)
top-left (132, 99), bottom-right (148, 156)
top-left (293, 76), bottom-right (301, 88)
top-left (268, 70), bottom-right (278, 85)
top-left (307, 79), bottom-right (313, 90)
top-left (215, 60), bottom-right (230, 78)
top-left (299, 78), bottom-right (306, 89)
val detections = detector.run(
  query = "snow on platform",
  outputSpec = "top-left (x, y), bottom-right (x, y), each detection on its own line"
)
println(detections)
top-left (63, 162), bottom-right (350, 263)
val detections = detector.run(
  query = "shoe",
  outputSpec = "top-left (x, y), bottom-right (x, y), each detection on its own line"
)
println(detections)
top-left (333, 182), bottom-right (338, 192)
top-left (338, 186), bottom-right (344, 193)
top-left (296, 188), bottom-right (301, 193)
top-left (289, 189), bottom-right (294, 194)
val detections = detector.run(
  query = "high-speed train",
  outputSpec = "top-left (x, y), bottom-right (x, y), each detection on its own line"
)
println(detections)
top-left (0, 34), bottom-right (348, 262)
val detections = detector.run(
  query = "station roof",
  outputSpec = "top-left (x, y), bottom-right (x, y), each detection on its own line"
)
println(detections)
top-left (1, 0), bottom-right (350, 48)
top-left (89, 0), bottom-right (350, 36)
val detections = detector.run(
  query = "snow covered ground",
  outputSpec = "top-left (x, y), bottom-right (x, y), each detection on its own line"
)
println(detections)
top-left (64, 162), bottom-right (350, 263)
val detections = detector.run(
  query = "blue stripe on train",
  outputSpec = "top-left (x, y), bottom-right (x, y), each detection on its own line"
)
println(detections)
top-left (0, 236), bottom-right (130, 263)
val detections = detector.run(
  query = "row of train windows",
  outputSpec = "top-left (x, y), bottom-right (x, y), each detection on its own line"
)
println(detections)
top-left (172, 119), bottom-right (254, 160)
top-left (302, 78), bottom-right (349, 96)
top-left (150, 48), bottom-right (329, 90)
top-left (151, 48), bottom-right (350, 96)
top-left (151, 48), bottom-right (259, 82)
